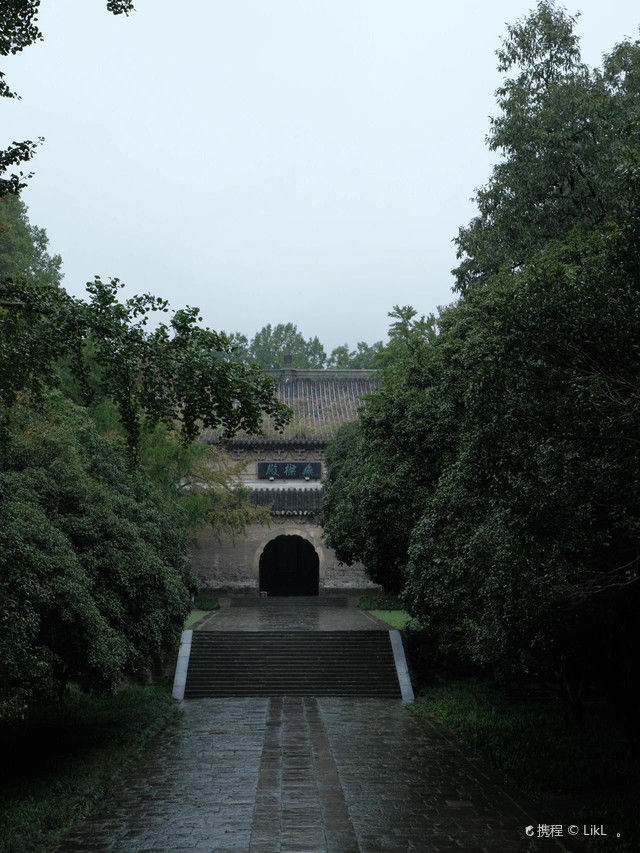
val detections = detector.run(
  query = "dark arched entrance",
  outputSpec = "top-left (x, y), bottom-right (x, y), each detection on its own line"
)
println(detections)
top-left (259, 535), bottom-right (319, 596)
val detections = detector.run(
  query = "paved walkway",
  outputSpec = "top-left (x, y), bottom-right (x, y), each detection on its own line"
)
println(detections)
top-left (56, 602), bottom-right (545, 851)
top-left (58, 696), bottom-right (537, 852)
top-left (196, 602), bottom-right (383, 632)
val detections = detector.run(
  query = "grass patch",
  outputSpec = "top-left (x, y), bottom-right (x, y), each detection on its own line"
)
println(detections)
top-left (0, 684), bottom-right (180, 853)
top-left (369, 609), bottom-right (418, 630)
top-left (408, 680), bottom-right (639, 852)
top-left (193, 593), bottom-right (219, 610)
top-left (184, 595), bottom-right (219, 626)
top-left (184, 610), bottom-right (208, 628)
top-left (358, 593), bottom-right (404, 611)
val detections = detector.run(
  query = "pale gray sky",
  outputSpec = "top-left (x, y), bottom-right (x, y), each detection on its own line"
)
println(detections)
top-left (4, 0), bottom-right (639, 351)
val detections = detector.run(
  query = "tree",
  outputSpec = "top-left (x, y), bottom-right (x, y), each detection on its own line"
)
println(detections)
top-left (373, 305), bottom-right (437, 370)
top-left (225, 324), bottom-right (386, 370)
top-left (453, 0), bottom-right (640, 293)
top-left (405, 225), bottom-right (640, 695)
top-left (322, 308), bottom-right (445, 592)
top-left (0, 0), bottom-right (134, 196)
top-left (0, 392), bottom-right (195, 722)
top-left (327, 340), bottom-right (383, 368)
top-left (138, 422), bottom-right (271, 541)
top-left (0, 269), bottom-right (287, 718)
top-left (0, 277), bottom-right (291, 460)
top-left (222, 331), bottom-right (250, 362)
top-left (323, 5), bottom-right (640, 713)
top-left (0, 2), bottom-right (293, 722)
top-left (0, 194), bottom-right (62, 286)
top-left (247, 322), bottom-right (327, 369)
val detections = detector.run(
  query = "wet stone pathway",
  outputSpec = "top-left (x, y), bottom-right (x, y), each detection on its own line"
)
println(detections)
top-left (249, 698), bottom-right (359, 852)
top-left (57, 695), bottom-right (537, 852)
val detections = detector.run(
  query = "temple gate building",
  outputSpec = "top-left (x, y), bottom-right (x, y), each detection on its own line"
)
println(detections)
top-left (190, 365), bottom-right (381, 596)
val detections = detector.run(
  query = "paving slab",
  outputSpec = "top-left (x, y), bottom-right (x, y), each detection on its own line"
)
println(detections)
top-left (197, 602), bottom-right (384, 632)
top-left (56, 696), bottom-right (546, 852)
top-left (55, 601), bottom-right (553, 851)
top-left (56, 698), bottom-right (268, 852)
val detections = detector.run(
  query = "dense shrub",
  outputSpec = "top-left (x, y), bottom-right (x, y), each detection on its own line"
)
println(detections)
top-left (0, 395), bottom-right (196, 721)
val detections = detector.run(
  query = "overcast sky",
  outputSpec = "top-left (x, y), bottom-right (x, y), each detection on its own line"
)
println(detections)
top-left (4, 0), bottom-right (639, 351)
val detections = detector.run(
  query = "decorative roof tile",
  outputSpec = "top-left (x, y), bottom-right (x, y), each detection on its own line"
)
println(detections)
top-left (250, 487), bottom-right (322, 516)
top-left (202, 368), bottom-right (379, 447)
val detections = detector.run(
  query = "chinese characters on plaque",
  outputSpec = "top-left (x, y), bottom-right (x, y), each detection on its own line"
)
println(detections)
top-left (257, 462), bottom-right (321, 480)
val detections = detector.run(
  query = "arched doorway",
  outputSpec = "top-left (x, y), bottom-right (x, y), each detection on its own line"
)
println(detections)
top-left (259, 535), bottom-right (319, 596)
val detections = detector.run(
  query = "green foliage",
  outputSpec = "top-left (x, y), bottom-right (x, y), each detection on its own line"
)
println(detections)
top-left (222, 330), bottom-right (250, 361)
top-left (0, 1), bottom-right (42, 73)
top-left (323, 4), bottom-right (640, 712)
top-left (386, 304), bottom-right (436, 345)
top-left (0, 139), bottom-right (40, 197)
top-left (322, 314), bottom-right (447, 593)
top-left (105, 0), bottom-right (134, 14)
top-left (0, 205), bottom-right (280, 720)
top-left (223, 326), bottom-right (386, 370)
top-left (374, 305), bottom-right (437, 371)
top-left (327, 340), bottom-right (383, 368)
top-left (245, 322), bottom-right (327, 369)
top-left (369, 610), bottom-right (416, 630)
top-left (453, 0), bottom-right (640, 292)
top-left (0, 11), bottom-right (291, 731)
top-left (193, 593), bottom-right (220, 610)
top-left (409, 681), bottom-right (639, 851)
top-left (0, 684), bottom-right (178, 853)
top-left (0, 394), bottom-right (197, 721)
top-left (0, 195), bottom-right (62, 286)
top-left (81, 279), bottom-right (290, 458)
top-left (0, 277), bottom-right (291, 460)
top-left (405, 224), bottom-right (640, 685)
top-left (322, 418), bottom-right (419, 593)
top-left (0, 278), bottom-right (81, 409)
top-left (358, 594), bottom-right (404, 611)
top-left (139, 424), bottom-right (270, 539)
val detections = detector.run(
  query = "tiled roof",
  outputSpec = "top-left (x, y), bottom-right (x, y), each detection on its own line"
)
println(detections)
top-left (202, 368), bottom-right (379, 447)
top-left (250, 487), bottom-right (322, 516)
top-left (247, 368), bottom-right (379, 444)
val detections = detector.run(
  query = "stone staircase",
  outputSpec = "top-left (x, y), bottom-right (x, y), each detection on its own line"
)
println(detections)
top-left (183, 630), bottom-right (401, 699)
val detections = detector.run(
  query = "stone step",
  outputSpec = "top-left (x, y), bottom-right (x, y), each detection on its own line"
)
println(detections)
top-left (187, 662), bottom-right (395, 669)
top-left (186, 665), bottom-right (397, 673)
top-left (184, 630), bottom-right (401, 699)
top-left (187, 656), bottom-right (395, 664)
top-left (185, 680), bottom-right (398, 686)
top-left (193, 629), bottom-right (387, 639)
top-left (229, 596), bottom-right (349, 607)
top-left (185, 684), bottom-right (400, 699)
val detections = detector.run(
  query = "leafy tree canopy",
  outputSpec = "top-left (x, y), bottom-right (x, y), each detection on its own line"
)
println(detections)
top-left (0, 277), bottom-right (291, 460)
top-left (453, 0), bottom-right (640, 293)
top-left (321, 307), bottom-right (444, 593)
top-left (0, 392), bottom-right (195, 722)
top-left (0, 194), bottom-right (62, 286)
top-left (405, 225), bottom-right (640, 683)
top-left (327, 340), bottom-right (383, 369)
top-left (0, 200), bottom-right (279, 720)
top-left (245, 322), bottom-right (328, 369)
top-left (323, 3), bottom-right (640, 710)
top-left (225, 324), bottom-right (387, 371)
top-left (226, 306), bottom-right (436, 375)
top-left (137, 421), bottom-right (271, 541)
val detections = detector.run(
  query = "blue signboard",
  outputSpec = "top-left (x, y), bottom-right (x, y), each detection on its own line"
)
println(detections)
top-left (257, 462), bottom-right (321, 480)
